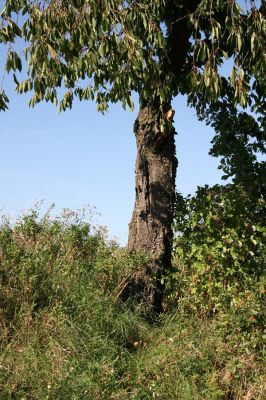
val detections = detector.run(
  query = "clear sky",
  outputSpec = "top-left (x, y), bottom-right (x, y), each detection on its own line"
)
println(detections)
top-left (0, 41), bottom-right (226, 245)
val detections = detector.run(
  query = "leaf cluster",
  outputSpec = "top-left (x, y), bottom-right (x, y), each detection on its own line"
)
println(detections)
top-left (1, 0), bottom-right (166, 111)
top-left (196, 98), bottom-right (266, 196)
top-left (0, 1), bottom-right (265, 113)
top-left (170, 184), bottom-right (265, 339)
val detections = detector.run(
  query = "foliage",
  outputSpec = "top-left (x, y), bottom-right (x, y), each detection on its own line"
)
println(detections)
top-left (168, 184), bottom-right (265, 351)
top-left (0, 0), bottom-right (265, 114)
top-left (195, 98), bottom-right (266, 195)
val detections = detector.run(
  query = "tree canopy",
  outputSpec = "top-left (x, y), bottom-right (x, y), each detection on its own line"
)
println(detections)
top-left (0, 0), bottom-right (265, 187)
top-left (0, 0), bottom-right (265, 111)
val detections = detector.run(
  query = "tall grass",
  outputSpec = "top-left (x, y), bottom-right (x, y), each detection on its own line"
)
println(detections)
top-left (0, 208), bottom-right (265, 399)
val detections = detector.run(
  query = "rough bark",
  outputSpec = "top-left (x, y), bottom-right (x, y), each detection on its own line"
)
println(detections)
top-left (126, 102), bottom-right (177, 312)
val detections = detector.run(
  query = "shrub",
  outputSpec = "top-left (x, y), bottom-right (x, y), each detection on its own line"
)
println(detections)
top-left (168, 184), bottom-right (265, 353)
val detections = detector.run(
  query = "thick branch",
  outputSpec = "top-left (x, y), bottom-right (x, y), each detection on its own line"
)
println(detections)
top-left (161, 0), bottom-right (202, 81)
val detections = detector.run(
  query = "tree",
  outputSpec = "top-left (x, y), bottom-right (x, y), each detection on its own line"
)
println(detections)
top-left (0, 0), bottom-right (265, 311)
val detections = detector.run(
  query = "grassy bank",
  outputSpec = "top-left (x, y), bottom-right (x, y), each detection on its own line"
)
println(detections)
top-left (0, 209), bottom-right (265, 399)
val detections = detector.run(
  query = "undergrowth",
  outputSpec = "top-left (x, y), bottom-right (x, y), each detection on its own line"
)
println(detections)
top-left (0, 204), bottom-right (265, 399)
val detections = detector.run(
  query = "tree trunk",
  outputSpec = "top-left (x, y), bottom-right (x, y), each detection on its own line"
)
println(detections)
top-left (126, 102), bottom-right (177, 312)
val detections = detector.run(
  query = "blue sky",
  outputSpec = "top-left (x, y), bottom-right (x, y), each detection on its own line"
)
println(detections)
top-left (0, 82), bottom-right (224, 244)
top-left (0, 40), bottom-right (226, 245)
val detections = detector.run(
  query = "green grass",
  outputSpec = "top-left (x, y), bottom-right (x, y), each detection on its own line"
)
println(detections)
top-left (0, 208), bottom-right (265, 399)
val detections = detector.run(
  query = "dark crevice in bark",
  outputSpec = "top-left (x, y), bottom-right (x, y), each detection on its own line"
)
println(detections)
top-left (145, 160), bottom-right (151, 215)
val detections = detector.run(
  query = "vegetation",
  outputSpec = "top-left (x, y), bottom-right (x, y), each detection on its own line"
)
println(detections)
top-left (171, 184), bottom-right (265, 317)
top-left (0, 2), bottom-right (265, 312)
top-left (0, 1), bottom-right (265, 396)
top-left (0, 201), bottom-right (265, 399)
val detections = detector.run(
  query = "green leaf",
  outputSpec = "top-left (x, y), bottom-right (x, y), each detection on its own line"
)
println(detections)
top-left (230, 68), bottom-right (236, 87)
top-left (99, 42), bottom-right (105, 58)
top-left (127, 96), bottom-right (134, 112)
top-left (47, 44), bottom-right (57, 60)
top-left (237, 34), bottom-right (242, 51)
top-left (250, 32), bottom-right (255, 53)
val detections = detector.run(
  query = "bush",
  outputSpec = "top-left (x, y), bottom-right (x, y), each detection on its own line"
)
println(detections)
top-left (167, 184), bottom-right (265, 354)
